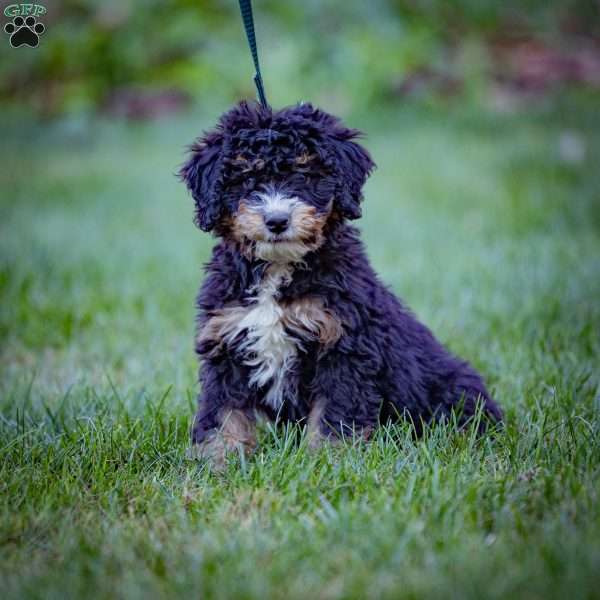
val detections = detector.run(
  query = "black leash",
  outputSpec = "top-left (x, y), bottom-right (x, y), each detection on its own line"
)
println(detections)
top-left (238, 0), bottom-right (269, 109)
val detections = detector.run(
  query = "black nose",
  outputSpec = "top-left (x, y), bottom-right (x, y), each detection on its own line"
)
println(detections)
top-left (264, 213), bottom-right (290, 234)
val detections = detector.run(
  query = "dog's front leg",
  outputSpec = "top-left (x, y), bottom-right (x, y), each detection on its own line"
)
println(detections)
top-left (307, 351), bottom-right (381, 448)
top-left (190, 360), bottom-right (257, 470)
top-left (191, 407), bottom-right (256, 470)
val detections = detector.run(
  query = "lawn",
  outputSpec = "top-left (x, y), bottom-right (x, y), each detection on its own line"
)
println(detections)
top-left (1, 100), bottom-right (599, 599)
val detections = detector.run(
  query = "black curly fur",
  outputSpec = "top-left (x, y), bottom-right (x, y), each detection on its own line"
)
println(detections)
top-left (180, 101), bottom-right (502, 447)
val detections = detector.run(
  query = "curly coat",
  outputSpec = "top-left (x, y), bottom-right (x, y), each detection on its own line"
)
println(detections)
top-left (180, 101), bottom-right (502, 464)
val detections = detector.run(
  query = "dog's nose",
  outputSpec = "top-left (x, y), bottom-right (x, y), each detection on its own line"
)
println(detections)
top-left (264, 213), bottom-right (290, 234)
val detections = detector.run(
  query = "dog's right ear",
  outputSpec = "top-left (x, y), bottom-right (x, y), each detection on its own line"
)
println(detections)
top-left (179, 132), bottom-right (224, 232)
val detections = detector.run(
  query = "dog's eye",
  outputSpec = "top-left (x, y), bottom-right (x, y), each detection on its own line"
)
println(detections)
top-left (242, 192), bottom-right (263, 207)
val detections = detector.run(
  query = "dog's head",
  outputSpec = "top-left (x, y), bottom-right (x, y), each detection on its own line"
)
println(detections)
top-left (179, 101), bottom-right (375, 262)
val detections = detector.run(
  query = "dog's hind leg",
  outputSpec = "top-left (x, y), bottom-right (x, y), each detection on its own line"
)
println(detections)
top-left (447, 365), bottom-right (503, 430)
top-left (386, 361), bottom-right (502, 434)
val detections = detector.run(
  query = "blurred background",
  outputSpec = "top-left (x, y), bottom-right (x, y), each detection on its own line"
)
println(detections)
top-left (1, 0), bottom-right (599, 398)
top-left (2, 0), bottom-right (600, 118)
top-left (2, 5), bottom-right (600, 596)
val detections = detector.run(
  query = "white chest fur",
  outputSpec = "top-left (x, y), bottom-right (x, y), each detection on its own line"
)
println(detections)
top-left (199, 265), bottom-right (343, 411)
top-left (227, 265), bottom-right (298, 409)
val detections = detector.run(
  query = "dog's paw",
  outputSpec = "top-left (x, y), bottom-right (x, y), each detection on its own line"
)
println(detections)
top-left (306, 423), bottom-right (373, 452)
top-left (4, 16), bottom-right (45, 48)
top-left (187, 436), bottom-right (229, 472)
top-left (187, 438), bottom-right (254, 472)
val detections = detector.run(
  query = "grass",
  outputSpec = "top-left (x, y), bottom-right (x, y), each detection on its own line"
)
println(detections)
top-left (1, 99), bottom-right (599, 599)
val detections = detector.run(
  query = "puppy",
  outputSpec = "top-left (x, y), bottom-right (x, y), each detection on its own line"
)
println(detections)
top-left (180, 101), bottom-right (502, 467)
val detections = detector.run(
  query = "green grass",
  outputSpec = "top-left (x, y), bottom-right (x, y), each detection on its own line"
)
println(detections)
top-left (1, 101), bottom-right (599, 599)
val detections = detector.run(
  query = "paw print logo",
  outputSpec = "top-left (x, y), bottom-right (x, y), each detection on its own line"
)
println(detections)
top-left (4, 15), bottom-right (45, 48)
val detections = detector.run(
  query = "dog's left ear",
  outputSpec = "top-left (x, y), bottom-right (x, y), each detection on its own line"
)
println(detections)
top-left (327, 131), bottom-right (375, 220)
top-left (179, 131), bottom-right (224, 232)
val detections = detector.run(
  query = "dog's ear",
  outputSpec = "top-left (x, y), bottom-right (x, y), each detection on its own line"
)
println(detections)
top-left (179, 132), bottom-right (224, 232)
top-left (327, 131), bottom-right (375, 220)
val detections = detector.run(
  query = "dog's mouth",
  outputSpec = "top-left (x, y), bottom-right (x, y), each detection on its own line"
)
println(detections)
top-left (230, 199), bottom-right (329, 262)
top-left (265, 235), bottom-right (293, 244)
top-left (253, 238), bottom-right (311, 263)
top-left (259, 231), bottom-right (302, 244)
top-left (236, 230), bottom-right (301, 246)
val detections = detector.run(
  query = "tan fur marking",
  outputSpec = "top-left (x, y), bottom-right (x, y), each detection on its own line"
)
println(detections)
top-left (230, 197), bottom-right (332, 263)
top-left (220, 409), bottom-right (256, 447)
top-left (190, 409), bottom-right (256, 470)
top-left (290, 202), bottom-right (329, 246)
top-left (232, 201), bottom-right (266, 243)
top-left (197, 305), bottom-right (249, 355)
top-left (306, 396), bottom-right (329, 449)
top-left (199, 295), bottom-right (343, 358)
top-left (230, 156), bottom-right (265, 173)
top-left (295, 152), bottom-right (317, 165)
top-left (281, 297), bottom-right (343, 346)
